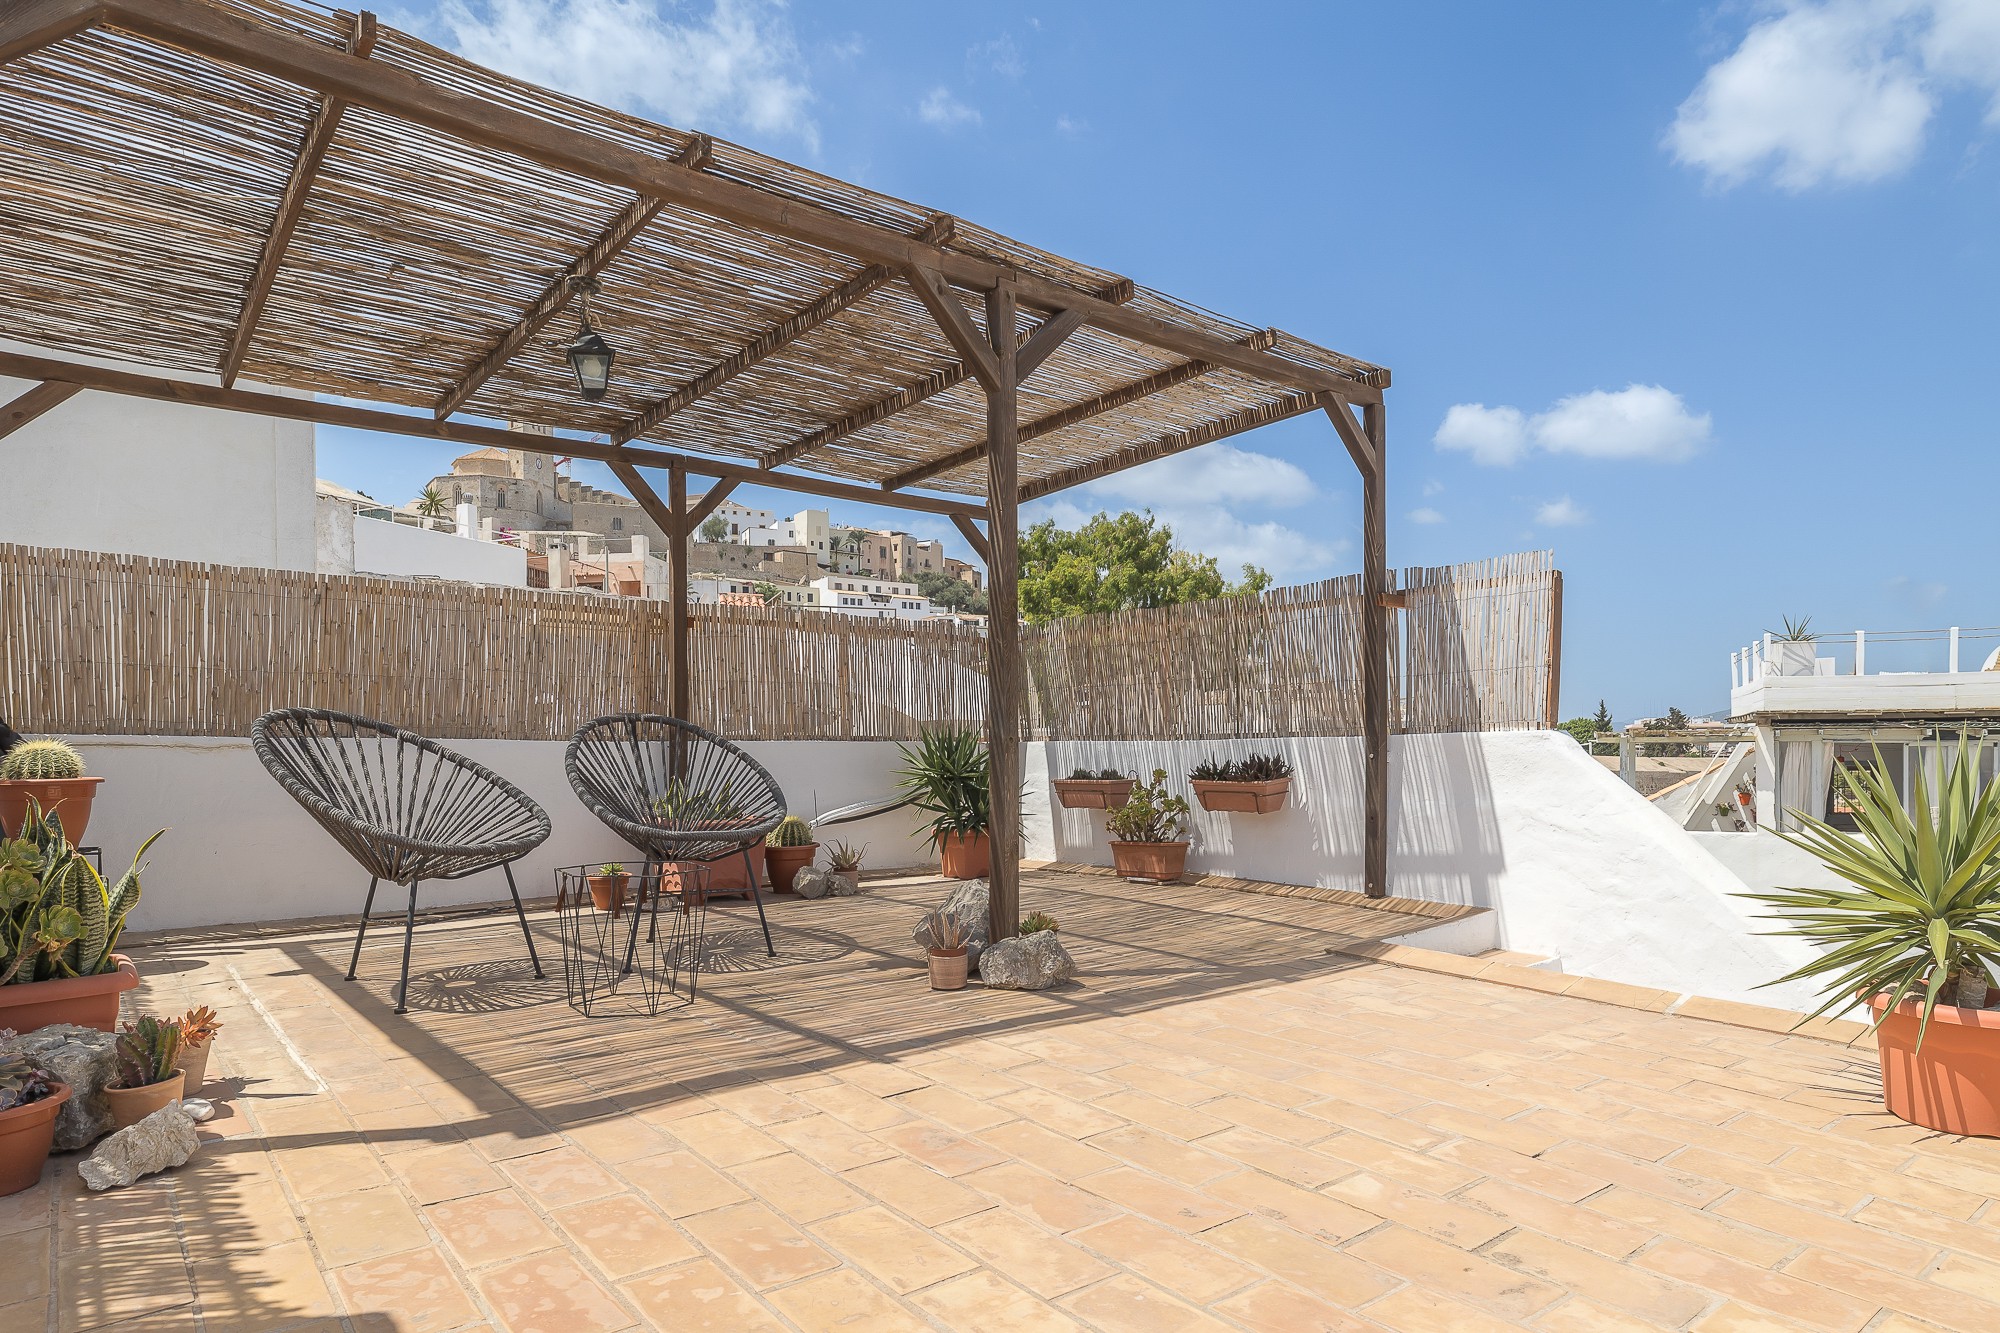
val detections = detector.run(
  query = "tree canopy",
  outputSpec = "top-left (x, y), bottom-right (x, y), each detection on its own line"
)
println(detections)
top-left (1017, 511), bottom-right (1271, 625)
top-left (912, 569), bottom-right (988, 615)
top-left (698, 515), bottom-right (730, 544)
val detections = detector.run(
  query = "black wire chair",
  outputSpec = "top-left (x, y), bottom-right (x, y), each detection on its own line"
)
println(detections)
top-left (251, 708), bottom-right (551, 1013)
top-left (565, 714), bottom-right (785, 958)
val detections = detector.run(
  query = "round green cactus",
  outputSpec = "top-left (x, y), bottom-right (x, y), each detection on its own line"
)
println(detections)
top-left (766, 815), bottom-right (815, 847)
top-left (0, 739), bottom-right (84, 782)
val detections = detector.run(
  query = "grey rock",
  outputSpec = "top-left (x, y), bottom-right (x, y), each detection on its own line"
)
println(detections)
top-left (826, 871), bottom-right (861, 897)
top-left (977, 931), bottom-right (1075, 991)
top-left (0, 1023), bottom-right (117, 1150)
top-left (79, 1101), bottom-right (201, 1190)
top-left (793, 867), bottom-right (834, 900)
top-left (914, 878), bottom-right (989, 966)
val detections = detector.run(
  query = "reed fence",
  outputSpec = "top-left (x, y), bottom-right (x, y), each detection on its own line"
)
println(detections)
top-left (0, 543), bottom-right (1556, 742)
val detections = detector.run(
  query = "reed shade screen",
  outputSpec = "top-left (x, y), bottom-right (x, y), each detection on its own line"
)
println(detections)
top-left (0, 544), bottom-right (1555, 742)
top-left (0, 0), bottom-right (1387, 501)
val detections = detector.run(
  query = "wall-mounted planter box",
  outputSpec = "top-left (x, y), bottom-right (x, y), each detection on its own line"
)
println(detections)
top-left (1054, 778), bottom-right (1135, 810)
top-left (1192, 778), bottom-right (1291, 814)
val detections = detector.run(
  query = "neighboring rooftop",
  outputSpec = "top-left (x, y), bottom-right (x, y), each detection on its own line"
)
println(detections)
top-left (1732, 624), bottom-right (2000, 722)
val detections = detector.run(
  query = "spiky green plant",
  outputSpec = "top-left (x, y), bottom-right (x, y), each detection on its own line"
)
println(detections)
top-left (766, 815), bottom-right (815, 848)
top-left (1742, 742), bottom-right (2000, 1049)
top-left (1019, 911), bottom-right (1059, 935)
top-left (113, 1015), bottom-right (183, 1090)
top-left (0, 739), bottom-right (83, 781)
top-left (0, 1054), bottom-right (55, 1110)
top-left (895, 726), bottom-right (990, 849)
top-left (827, 841), bottom-right (865, 872)
top-left (0, 798), bottom-right (163, 985)
top-left (1770, 615), bottom-right (1816, 643)
top-left (597, 863), bottom-right (627, 877)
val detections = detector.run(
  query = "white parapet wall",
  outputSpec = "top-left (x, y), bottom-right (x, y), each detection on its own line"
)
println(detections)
top-left (1026, 730), bottom-right (1829, 1011)
top-left (351, 513), bottom-right (529, 587)
top-left (65, 736), bottom-right (932, 934)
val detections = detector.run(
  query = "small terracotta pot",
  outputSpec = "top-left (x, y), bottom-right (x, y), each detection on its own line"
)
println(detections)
top-left (1869, 993), bottom-right (2000, 1136)
top-left (587, 874), bottom-right (630, 915)
top-left (830, 870), bottom-right (860, 895)
top-left (1053, 778), bottom-right (1135, 810)
top-left (0, 955), bottom-right (139, 1033)
top-left (0, 1081), bottom-right (70, 1197)
top-left (0, 776), bottom-right (104, 842)
top-left (1110, 840), bottom-right (1189, 883)
top-left (697, 842), bottom-right (764, 899)
top-left (928, 949), bottom-right (968, 991)
top-left (104, 1070), bottom-right (185, 1132)
top-left (179, 1039), bottom-right (213, 1093)
top-left (938, 831), bottom-right (990, 880)
top-left (766, 843), bottom-right (818, 894)
top-left (1192, 777), bottom-right (1291, 814)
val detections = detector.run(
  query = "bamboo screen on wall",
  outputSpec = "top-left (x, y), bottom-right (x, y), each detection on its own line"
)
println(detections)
top-left (0, 544), bottom-right (1554, 742)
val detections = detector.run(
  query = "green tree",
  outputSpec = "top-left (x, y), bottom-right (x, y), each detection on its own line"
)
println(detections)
top-left (1643, 706), bottom-right (1693, 757)
top-left (1559, 717), bottom-right (1598, 748)
top-left (1591, 699), bottom-right (1615, 755)
top-left (913, 569), bottom-right (988, 616)
top-left (699, 515), bottom-right (730, 544)
top-left (754, 580), bottom-right (782, 605)
top-left (1016, 511), bottom-right (1271, 624)
top-left (415, 485), bottom-right (449, 524)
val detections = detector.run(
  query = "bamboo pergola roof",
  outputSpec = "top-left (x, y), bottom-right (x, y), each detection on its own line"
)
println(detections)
top-left (0, 0), bottom-right (1389, 506)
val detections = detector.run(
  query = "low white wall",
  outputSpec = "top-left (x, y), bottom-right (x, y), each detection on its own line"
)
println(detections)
top-left (1693, 830), bottom-right (1850, 897)
top-left (66, 736), bottom-right (931, 932)
top-left (1026, 730), bottom-right (1828, 1010)
top-left (353, 515), bottom-right (528, 587)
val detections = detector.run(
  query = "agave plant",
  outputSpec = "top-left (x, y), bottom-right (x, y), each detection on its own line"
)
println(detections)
top-left (895, 727), bottom-right (990, 850)
top-left (1743, 742), bottom-right (2000, 1048)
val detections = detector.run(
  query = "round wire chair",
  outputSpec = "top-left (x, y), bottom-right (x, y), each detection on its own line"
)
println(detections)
top-left (565, 714), bottom-right (785, 957)
top-left (251, 707), bottom-right (551, 1012)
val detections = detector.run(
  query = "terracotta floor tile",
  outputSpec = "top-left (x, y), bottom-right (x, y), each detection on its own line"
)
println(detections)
top-left (191, 1236), bottom-right (340, 1333)
top-left (1094, 1090), bottom-right (1232, 1141)
top-left (464, 1110), bottom-right (562, 1163)
top-left (1534, 1295), bottom-right (1680, 1333)
top-left (1077, 1166), bottom-right (1245, 1233)
top-left (1323, 1169), bottom-right (1510, 1248)
top-left (1072, 1213), bottom-right (1260, 1303)
top-left (1460, 1177), bottom-right (1651, 1259)
top-left (937, 1208), bottom-right (1115, 1298)
top-left (427, 1190), bottom-right (561, 1269)
top-left (995, 1086), bottom-right (1127, 1139)
top-left (1358, 1287), bottom-right (1540, 1333)
top-left (0, 1182), bottom-right (53, 1239)
top-left (765, 1114), bottom-right (899, 1173)
top-left (810, 1204), bottom-right (976, 1293)
top-left (1085, 1125), bottom-right (1236, 1186)
top-left (619, 1257), bottom-right (784, 1330)
top-left (964, 1162), bottom-right (1119, 1233)
top-left (765, 1268), bottom-right (932, 1332)
top-left (1213, 1279), bottom-right (1384, 1333)
top-left (476, 1249), bottom-right (635, 1333)
top-left (300, 1185), bottom-right (431, 1267)
top-left (682, 1201), bottom-right (839, 1289)
top-left (333, 1247), bottom-right (482, 1333)
top-left (391, 1142), bottom-right (507, 1205)
top-left (1485, 1228), bottom-right (1710, 1326)
top-left (1783, 1246), bottom-right (2000, 1332)
top-left (619, 1149), bottom-right (748, 1218)
top-left (561, 1115), bottom-right (675, 1165)
top-left (1713, 1190), bottom-right (1935, 1274)
top-left (1347, 1224), bottom-right (1562, 1322)
top-left (891, 1083), bottom-right (1017, 1133)
top-left (1204, 1167), bottom-right (1378, 1242)
top-left (912, 1270), bottom-right (1089, 1332)
top-left (1633, 1239), bottom-right (1875, 1332)
top-left (1689, 1301), bottom-right (1821, 1331)
top-left (0, 1224), bottom-right (51, 1302)
top-left (976, 1120), bottom-right (1117, 1181)
top-left (669, 1110), bottom-right (787, 1168)
top-left (1204, 1214), bottom-right (1398, 1306)
top-left (731, 1153), bottom-right (866, 1224)
top-left (1195, 1126), bottom-right (1352, 1188)
top-left (798, 1082), bottom-right (915, 1132)
top-left (57, 1228), bottom-right (194, 1332)
top-left (274, 1139), bottom-right (393, 1199)
top-left (1059, 1273), bottom-right (1229, 1332)
top-left (502, 1147), bottom-right (625, 1209)
top-left (844, 1156), bottom-right (991, 1226)
top-left (550, 1193), bottom-right (697, 1281)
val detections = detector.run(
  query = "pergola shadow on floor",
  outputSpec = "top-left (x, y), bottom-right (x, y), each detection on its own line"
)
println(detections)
top-left (0, 0), bottom-right (1398, 943)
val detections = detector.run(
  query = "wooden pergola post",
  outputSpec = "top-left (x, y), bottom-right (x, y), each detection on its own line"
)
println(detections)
top-left (668, 464), bottom-right (691, 722)
top-left (1362, 403), bottom-right (1390, 898)
top-left (984, 283), bottom-right (1022, 944)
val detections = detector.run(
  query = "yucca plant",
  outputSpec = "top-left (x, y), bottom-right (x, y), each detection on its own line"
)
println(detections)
top-left (1743, 743), bottom-right (2000, 1049)
top-left (895, 727), bottom-right (990, 850)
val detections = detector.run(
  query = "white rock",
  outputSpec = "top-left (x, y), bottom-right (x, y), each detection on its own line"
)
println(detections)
top-left (181, 1098), bottom-right (216, 1123)
top-left (79, 1101), bottom-right (201, 1190)
top-left (977, 931), bottom-right (1075, 990)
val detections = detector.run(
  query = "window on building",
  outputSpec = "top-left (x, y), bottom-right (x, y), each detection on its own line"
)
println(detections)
top-left (496, 488), bottom-right (508, 509)
top-left (611, 517), bottom-right (623, 531)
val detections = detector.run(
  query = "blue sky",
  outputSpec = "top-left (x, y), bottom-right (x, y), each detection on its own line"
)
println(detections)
top-left (321, 0), bottom-right (2000, 725)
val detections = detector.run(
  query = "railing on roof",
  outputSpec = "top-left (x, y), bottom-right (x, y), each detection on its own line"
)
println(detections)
top-left (1733, 626), bottom-right (2000, 689)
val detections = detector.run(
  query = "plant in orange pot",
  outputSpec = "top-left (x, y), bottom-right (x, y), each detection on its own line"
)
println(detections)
top-left (1189, 752), bottom-right (1294, 814)
top-left (765, 816), bottom-right (819, 893)
top-left (1745, 742), bottom-right (2000, 1136)
top-left (0, 1054), bottom-right (69, 1197)
top-left (105, 1014), bottom-right (184, 1132)
top-left (0, 739), bottom-right (103, 843)
top-left (1105, 770), bottom-right (1192, 883)
top-left (896, 727), bottom-right (991, 880)
top-left (587, 863), bottom-right (631, 914)
top-left (919, 909), bottom-right (969, 991)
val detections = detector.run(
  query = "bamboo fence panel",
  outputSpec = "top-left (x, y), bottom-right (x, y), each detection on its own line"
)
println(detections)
top-left (1399, 550), bottom-right (1557, 734)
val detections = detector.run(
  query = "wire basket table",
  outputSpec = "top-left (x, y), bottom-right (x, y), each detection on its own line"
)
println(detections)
top-left (555, 863), bottom-right (709, 1016)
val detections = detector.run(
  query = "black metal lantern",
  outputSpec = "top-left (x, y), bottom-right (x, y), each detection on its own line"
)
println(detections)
top-left (565, 277), bottom-right (615, 402)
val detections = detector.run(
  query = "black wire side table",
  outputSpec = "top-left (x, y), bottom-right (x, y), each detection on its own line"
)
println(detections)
top-left (555, 863), bottom-right (709, 1015)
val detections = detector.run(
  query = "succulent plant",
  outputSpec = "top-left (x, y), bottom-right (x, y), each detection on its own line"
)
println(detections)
top-left (596, 862), bottom-right (627, 877)
top-left (917, 909), bottom-right (967, 955)
top-left (1, 798), bottom-right (163, 986)
top-left (827, 840), bottom-right (865, 872)
top-left (0, 1053), bottom-right (55, 1110)
top-left (1106, 770), bottom-right (1192, 845)
top-left (1019, 911), bottom-right (1059, 935)
top-left (113, 1015), bottom-right (184, 1090)
top-left (180, 1005), bottom-right (223, 1048)
top-left (766, 815), bottom-right (814, 848)
top-left (0, 739), bottom-right (83, 782)
top-left (1189, 753), bottom-right (1293, 783)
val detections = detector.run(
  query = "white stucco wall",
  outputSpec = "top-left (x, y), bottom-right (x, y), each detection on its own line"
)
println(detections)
top-left (63, 737), bottom-right (930, 933)
top-left (352, 515), bottom-right (528, 587)
top-left (1692, 829), bottom-right (1851, 898)
top-left (1025, 730), bottom-right (1829, 1010)
top-left (0, 370), bottom-right (315, 571)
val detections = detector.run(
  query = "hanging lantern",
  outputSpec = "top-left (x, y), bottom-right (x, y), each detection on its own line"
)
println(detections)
top-left (565, 277), bottom-right (615, 402)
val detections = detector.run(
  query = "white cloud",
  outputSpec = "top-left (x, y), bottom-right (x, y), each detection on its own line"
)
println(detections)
top-left (1668, 1), bottom-right (2000, 191)
top-left (422, 0), bottom-right (818, 150)
top-left (969, 34), bottom-right (1025, 79)
top-left (1535, 496), bottom-right (1589, 527)
top-left (1084, 444), bottom-right (1319, 511)
top-left (1409, 507), bottom-right (1446, 525)
top-left (1055, 114), bottom-right (1086, 136)
top-left (919, 86), bottom-right (982, 128)
top-left (1435, 384), bottom-right (1711, 466)
top-left (1421, 478), bottom-right (1445, 497)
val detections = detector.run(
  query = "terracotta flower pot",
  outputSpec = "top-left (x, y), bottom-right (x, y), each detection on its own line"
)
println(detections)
top-left (1110, 840), bottom-right (1189, 883)
top-left (0, 1081), bottom-right (70, 1197)
top-left (104, 1070), bottom-right (185, 1132)
top-left (928, 949), bottom-right (968, 991)
top-left (179, 1039), bottom-right (213, 1093)
top-left (0, 954), bottom-right (139, 1033)
top-left (0, 776), bottom-right (104, 842)
top-left (766, 843), bottom-right (818, 894)
top-left (696, 842), bottom-right (765, 900)
top-left (1192, 777), bottom-right (1291, 814)
top-left (938, 831), bottom-right (990, 880)
top-left (1869, 993), bottom-right (2000, 1136)
top-left (1053, 778), bottom-right (1135, 810)
top-left (587, 874), bottom-right (630, 915)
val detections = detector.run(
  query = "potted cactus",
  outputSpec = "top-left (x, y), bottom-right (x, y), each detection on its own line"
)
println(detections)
top-left (587, 862), bottom-right (631, 914)
top-left (105, 1015), bottom-right (184, 1131)
top-left (0, 1054), bottom-right (69, 1197)
top-left (1053, 768), bottom-right (1135, 810)
top-left (176, 1005), bottom-right (223, 1093)
top-left (827, 841), bottom-right (865, 894)
top-left (0, 800), bottom-right (161, 1033)
top-left (1189, 752), bottom-right (1294, 813)
top-left (765, 816), bottom-right (819, 893)
top-left (0, 738), bottom-right (103, 842)
top-left (919, 909), bottom-right (969, 991)
top-left (1106, 770), bottom-right (1193, 883)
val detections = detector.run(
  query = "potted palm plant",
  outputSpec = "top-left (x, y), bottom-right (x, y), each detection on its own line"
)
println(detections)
top-left (105, 1015), bottom-right (185, 1131)
top-left (1743, 742), bottom-right (2000, 1135)
top-left (896, 727), bottom-right (991, 880)
top-left (0, 738), bottom-right (103, 842)
top-left (1053, 768), bottom-right (1135, 810)
top-left (0, 1055), bottom-right (69, 1197)
top-left (1106, 770), bottom-right (1192, 883)
top-left (765, 816), bottom-right (819, 893)
top-left (1189, 752), bottom-right (1294, 813)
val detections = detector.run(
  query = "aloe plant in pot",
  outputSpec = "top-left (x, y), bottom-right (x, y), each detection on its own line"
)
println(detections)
top-left (896, 727), bottom-right (991, 879)
top-left (1743, 742), bottom-right (2000, 1135)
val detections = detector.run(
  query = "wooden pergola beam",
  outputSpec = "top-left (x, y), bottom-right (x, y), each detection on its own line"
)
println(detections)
top-left (683, 479), bottom-right (739, 534)
top-left (981, 282), bottom-right (1024, 945)
top-left (607, 459), bottom-right (682, 541)
top-left (948, 513), bottom-right (989, 565)
top-left (1322, 400), bottom-right (1379, 477)
top-left (881, 329), bottom-right (1279, 492)
top-left (0, 0), bottom-right (104, 69)
top-left (94, 0), bottom-right (1385, 403)
top-left (0, 347), bottom-right (985, 520)
top-left (902, 265), bottom-right (999, 392)
top-left (1017, 392), bottom-right (1326, 503)
top-left (0, 380), bottom-right (81, 441)
top-left (610, 213), bottom-right (954, 446)
top-left (219, 10), bottom-right (377, 389)
top-left (435, 134), bottom-right (714, 419)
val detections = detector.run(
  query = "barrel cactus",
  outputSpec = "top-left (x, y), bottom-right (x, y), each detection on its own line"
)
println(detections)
top-left (766, 815), bottom-right (814, 847)
top-left (0, 739), bottom-right (83, 782)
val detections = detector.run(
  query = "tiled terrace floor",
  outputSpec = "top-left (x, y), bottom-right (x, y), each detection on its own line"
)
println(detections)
top-left (15, 867), bottom-right (2000, 1332)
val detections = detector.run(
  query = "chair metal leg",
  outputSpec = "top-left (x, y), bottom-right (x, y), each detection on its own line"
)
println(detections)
top-left (744, 848), bottom-right (775, 957)
top-left (503, 863), bottom-right (545, 980)
top-left (346, 876), bottom-right (379, 981)
top-left (394, 880), bottom-right (419, 1014)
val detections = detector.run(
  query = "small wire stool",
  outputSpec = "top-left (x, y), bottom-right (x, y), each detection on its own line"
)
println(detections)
top-left (555, 863), bottom-right (709, 1016)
